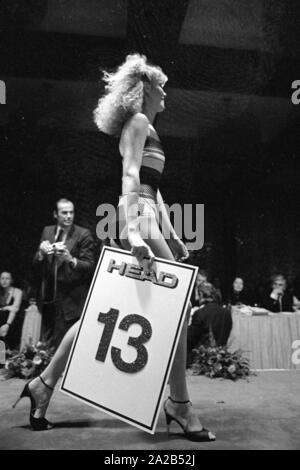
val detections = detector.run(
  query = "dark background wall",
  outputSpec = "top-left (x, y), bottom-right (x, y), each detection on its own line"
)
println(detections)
top-left (0, 0), bottom-right (300, 296)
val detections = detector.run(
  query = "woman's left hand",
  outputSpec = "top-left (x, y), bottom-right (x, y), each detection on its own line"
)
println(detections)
top-left (168, 237), bottom-right (189, 262)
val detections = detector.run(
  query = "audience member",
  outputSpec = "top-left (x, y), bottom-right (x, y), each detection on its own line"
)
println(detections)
top-left (33, 198), bottom-right (95, 348)
top-left (228, 277), bottom-right (252, 306)
top-left (292, 274), bottom-right (300, 310)
top-left (191, 270), bottom-right (222, 306)
top-left (187, 282), bottom-right (232, 367)
top-left (0, 271), bottom-right (23, 349)
top-left (261, 274), bottom-right (293, 313)
top-left (191, 269), bottom-right (208, 307)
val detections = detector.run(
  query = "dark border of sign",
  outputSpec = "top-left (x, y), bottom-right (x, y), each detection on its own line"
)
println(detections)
top-left (61, 246), bottom-right (198, 434)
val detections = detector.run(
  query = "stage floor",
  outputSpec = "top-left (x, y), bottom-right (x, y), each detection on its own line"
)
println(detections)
top-left (0, 370), bottom-right (299, 450)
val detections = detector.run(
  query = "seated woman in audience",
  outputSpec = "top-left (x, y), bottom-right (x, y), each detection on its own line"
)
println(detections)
top-left (187, 282), bottom-right (232, 367)
top-left (261, 274), bottom-right (293, 313)
top-left (228, 277), bottom-right (252, 307)
top-left (0, 271), bottom-right (23, 349)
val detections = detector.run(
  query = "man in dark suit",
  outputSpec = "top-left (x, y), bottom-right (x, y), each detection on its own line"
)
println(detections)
top-left (261, 274), bottom-right (293, 313)
top-left (33, 198), bottom-right (95, 348)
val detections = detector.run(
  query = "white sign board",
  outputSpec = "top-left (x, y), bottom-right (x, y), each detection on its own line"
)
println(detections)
top-left (61, 246), bottom-right (197, 434)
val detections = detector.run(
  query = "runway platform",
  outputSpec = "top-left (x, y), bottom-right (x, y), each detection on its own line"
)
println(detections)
top-left (0, 370), bottom-right (299, 450)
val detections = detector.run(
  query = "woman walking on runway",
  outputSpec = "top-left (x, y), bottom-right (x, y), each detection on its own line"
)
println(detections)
top-left (14, 54), bottom-right (215, 442)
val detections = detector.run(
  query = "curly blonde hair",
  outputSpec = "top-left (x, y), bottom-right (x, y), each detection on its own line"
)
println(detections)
top-left (93, 53), bottom-right (168, 136)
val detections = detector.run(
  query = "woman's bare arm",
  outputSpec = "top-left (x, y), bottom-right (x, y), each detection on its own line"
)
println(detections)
top-left (4, 288), bottom-right (22, 326)
top-left (119, 113), bottom-right (155, 265)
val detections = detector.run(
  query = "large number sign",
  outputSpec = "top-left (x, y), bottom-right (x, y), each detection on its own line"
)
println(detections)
top-left (61, 246), bottom-right (197, 434)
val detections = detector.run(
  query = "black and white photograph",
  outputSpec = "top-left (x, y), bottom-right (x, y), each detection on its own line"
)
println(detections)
top-left (0, 0), bottom-right (300, 453)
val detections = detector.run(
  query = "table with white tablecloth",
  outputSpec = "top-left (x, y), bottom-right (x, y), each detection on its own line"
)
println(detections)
top-left (228, 310), bottom-right (300, 370)
top-left (20, 301), bottom-right (42, 350)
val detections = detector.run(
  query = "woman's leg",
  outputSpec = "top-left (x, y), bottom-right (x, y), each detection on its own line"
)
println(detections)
top-left (121, 215), bottom-right (204, 431)
top-left (29, 320), bottom-right (79, 418)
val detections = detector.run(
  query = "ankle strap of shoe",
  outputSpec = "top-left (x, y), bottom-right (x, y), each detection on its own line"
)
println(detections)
top-left (39, 376), bottom-right (54, 391)
top-left (168, 396), bottom-right (192, 405)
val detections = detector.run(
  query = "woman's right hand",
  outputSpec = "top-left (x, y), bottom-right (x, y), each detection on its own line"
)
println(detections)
top-left (128, 232), bottom-right (155, 269)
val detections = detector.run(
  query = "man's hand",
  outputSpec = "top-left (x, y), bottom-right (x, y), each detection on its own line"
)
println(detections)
top-left (39, 240), bottom-right (55, 257)
top-left (54, 243), bottom-right (74, 264)
top-left (271, 287), bottom-right (284, 300)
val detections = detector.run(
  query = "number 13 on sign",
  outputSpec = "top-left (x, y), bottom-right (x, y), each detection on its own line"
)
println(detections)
top-left (96, 308), bottom-right (152, 373)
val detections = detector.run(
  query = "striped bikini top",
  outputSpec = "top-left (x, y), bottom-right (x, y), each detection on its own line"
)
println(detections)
top-left (139, 136), bottom-right (165, 192)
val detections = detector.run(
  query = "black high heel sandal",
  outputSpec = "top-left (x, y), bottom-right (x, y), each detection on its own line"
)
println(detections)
top-left (164, 397), bottom-right (216, 442)
top-left (13, 376), bottom-right (54, 431)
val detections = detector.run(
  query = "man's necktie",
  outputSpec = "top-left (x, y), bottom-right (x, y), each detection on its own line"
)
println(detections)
top-left (44, 227), bottom-right (64, 303)
top-left (55, 227), bottom-right (64, 243)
